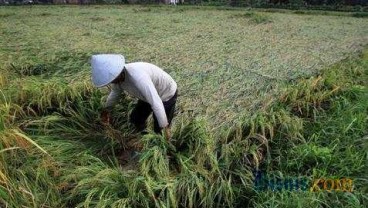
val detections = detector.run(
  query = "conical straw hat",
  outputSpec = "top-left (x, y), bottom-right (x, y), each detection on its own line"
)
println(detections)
top-left (91, 54), bottom-right (125, 87)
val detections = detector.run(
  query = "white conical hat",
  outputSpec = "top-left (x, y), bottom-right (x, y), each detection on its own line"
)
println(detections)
top-left (91, 54), bottom-right (125, 87)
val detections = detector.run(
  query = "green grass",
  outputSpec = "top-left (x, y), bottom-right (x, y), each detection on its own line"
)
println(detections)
top-left (1, 5), bottom-right (368, 127)
top-left (0, 5), bottom-right (367, 208)
top-left (251, 50), bottom-right (368, 208)
top-left (230, 11), bottom-right (273, 24)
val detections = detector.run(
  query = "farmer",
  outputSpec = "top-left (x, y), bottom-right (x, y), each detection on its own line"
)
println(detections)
top-left (91, 54), bottom-right (178, 140)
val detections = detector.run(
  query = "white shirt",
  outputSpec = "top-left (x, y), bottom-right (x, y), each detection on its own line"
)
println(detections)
top-left (104, 62), bottom-right (177, 128)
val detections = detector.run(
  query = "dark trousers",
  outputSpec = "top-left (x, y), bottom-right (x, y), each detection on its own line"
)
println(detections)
top-left (130, 90), bottom-right (177, 134)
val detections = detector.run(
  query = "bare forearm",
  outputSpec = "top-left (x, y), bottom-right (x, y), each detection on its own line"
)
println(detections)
top-left (164, 126), bottom-right (171, 141)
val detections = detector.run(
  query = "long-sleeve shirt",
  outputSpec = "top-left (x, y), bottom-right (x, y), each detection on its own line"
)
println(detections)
top-left (104, 62), bottom-right (177, 128)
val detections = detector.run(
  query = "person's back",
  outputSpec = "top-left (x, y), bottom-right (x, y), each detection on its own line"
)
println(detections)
top-left (119, 62), bottom-right (177, 102)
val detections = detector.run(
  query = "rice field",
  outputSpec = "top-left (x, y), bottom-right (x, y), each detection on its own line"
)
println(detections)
top-left (1, 5), bottom-right (368, 127)
top-left (0, 5), bottom-right (367, 208)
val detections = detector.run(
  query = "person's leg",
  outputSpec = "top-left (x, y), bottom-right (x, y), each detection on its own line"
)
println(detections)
top-left (165, 91), bottom-right (177, 126)
top-left (153, 91), bottom-right (178, 134)
top-left (130, 100), bottom-right (152, 132)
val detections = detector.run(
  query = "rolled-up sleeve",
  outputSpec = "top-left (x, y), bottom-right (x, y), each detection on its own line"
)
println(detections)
top-left (104, 84), bottom-right (123, 110)
top-left (135, 77), bottom-right (168, 128)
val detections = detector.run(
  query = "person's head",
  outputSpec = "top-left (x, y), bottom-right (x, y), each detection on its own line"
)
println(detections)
top-left (91, 54), bottom-right (125, 88)
top-left (111, 68), bottom-right (125, 84)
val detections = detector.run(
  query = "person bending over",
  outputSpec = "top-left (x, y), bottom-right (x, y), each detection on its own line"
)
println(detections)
top-left (91, 54), bottom-right (178, 140)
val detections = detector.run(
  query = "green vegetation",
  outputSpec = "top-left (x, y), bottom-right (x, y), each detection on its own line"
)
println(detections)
top-left (230, 11), bottom-right (273, 23)
top-left (252, 50), bottom-right (368, 207)
top-left (0, 5), bottom-right (367, 207)
top-left (1, 5), bottom-right (367, 127)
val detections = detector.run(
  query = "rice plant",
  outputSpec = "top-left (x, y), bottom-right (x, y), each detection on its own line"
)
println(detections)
top-left (0, 5), bottom-right (367, 208)
top-left (230, 11), bottom-right (273, 24)
top-left (0, 93), bottom-right (59, 207)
